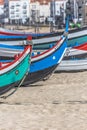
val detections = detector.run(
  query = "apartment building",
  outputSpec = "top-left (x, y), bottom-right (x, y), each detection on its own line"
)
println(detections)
top-left (0, 0), bottom-right (4, 15)
top-left (70, 0), bottom-right (85, 23)
top-left (82, 0), bottom-right (87, 25)
top-left (77, 0), bottom-right (84, 22)
top-left (30, 0), bottom-right (50, 23)
top-left (71, 0), bottom-right (87, 25)
top-left (9, 0), bottom-right (30, 24)
top-left (0, 0), bottom-right (9, 23)
top-left (1, 0), bottom-right (86, 25)
top-left (50, 0), bottom-right (68, 24)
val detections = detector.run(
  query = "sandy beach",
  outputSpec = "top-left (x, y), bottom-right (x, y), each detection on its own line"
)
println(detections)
top-left (0, 71), bottom-right (87, 130)
top-left (4, 25), bottom-right (64, 33)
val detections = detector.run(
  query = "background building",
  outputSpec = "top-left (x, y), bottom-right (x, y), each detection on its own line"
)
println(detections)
top-left (50, 0), bottom-right (68, 28)
top-left (0, 0), bottom-right (87, 26)
top-left (30, 0), bottom-right (50, 24)
top-left (9, 0), bottom-right (30, 24)
top-left (0, 0), bottom-right (9, 24)
top-left (82, 0), bottom-right (87, 25)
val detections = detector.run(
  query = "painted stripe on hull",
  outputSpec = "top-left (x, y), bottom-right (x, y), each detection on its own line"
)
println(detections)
top-left (68, 36), bottom-right (87, 47)
top-left (64, 48), bottom-right (87, 57)
top-left (23, 64), bottom-right (58, 85)
top-left (64, 53), bottom-right (87, 60)
top-left (0, 81), bottom-right (20, 95)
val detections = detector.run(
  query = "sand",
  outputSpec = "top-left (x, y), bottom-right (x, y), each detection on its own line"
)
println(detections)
top-left (4, 25), bottom-right (64, 33)
top-left (0, 72), bottom-right (87, 130)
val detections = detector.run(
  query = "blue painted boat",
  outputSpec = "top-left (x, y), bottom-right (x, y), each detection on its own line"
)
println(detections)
top-left (0, 34), bottom-right (27, 41)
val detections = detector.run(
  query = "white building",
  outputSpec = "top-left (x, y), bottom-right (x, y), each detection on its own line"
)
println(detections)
top-left (30, 0), bottom-right (50, 23)
top-left (0, 0), bottom-right (4, 15)
top-left (0, 0), bottom-right (9, 24)
top-left (30, 1), bottom-right (40, 23)
top-left (9, 0), bottom-right (30, 24)
top-left (51, 0), bottom-right (68, 24)
top-left (39, 2), bottom-right (50, 23)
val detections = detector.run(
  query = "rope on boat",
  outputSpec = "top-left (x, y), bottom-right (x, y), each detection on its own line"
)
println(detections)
top-left (0, 70), bottom-right (29, 99)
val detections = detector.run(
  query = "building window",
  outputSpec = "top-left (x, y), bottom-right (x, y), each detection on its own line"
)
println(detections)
top-left (11, 16), bottom-right (15, 18)
top-left (16, 14), bottom-right (20, 17)
top-left (11, 5), bottom-right (14, 7)
top-left (11, 6), bottom-right (14, 9)
top-left (23, 5), bottom-right (27, 9)
top-left (16, 4), bottom-right (20, 7)
top-left (78, 6), bottom-right (82, 9)
top-left (16, 9), bottom-right (19, 12)
top-left (79, 13), bottom-right (82, 18)
top-left (32, 5), bottom-right (36, 9)
top-left (23, 15), bottom-right (27, 18)
top-left (23, 10), bottom-right (27, 14)
top-left (11, 11), bottom-right (14, 14)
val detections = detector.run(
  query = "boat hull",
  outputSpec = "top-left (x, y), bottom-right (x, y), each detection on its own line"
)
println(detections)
top-left (23, 64), bottom-right (57, 85)
top-left (23, 38), bottom-right (67, 85)
top-left (0, 37), bottom-right (67, 85)
top-left (0, 81), bottom-right (20, 95)
top-left (0, 48), bottom-right (31, 95)
top-left (56, 59), bottom-right (87, 72)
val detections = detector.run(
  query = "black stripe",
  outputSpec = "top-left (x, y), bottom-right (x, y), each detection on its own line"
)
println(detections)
top-left (23, 64), bottom-right (58, 86)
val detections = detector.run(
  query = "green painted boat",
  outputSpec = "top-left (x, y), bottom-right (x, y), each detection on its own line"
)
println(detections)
top-left (0, 45), bottom-right (32, 95)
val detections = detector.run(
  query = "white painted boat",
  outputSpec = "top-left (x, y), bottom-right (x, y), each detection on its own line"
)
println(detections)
top-left (56, 59), bottom-right (87, 72)
top-left (64, 42), bottom-right (87, 58)
top-left (0, 26), bottom-right (87, 47)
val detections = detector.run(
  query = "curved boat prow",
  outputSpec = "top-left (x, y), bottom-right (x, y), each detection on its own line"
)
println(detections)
top-left (0, 45), bottom-right (32, 95)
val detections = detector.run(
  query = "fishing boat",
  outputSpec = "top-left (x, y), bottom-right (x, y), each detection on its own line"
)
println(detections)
top-left (56, 59), bottom-right (87, 72)
top-left (64, 42), bottom-right (87, 59)
top-left (0, 27), bottom-right (54, 37)
top-left (1, 39), bottom-right (87, 59)
top-left (0, 45), bottom-right (32, 95)
top-left (0, 35), bottom-right (67, 85)
top-left (56, 42), bottom-right (87, 72)
top-left (0, 26), bottom-right (87, 49)
top-left (25, 36), bottom-right (67, 85)
top-left (2, 41), bottom-right (87, 73)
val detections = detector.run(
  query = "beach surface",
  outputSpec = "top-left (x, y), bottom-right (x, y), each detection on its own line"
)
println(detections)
top-left (0, 71), bottom-right (87, 130)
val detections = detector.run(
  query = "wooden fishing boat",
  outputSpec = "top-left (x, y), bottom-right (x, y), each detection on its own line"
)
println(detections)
top-left (0, 45), bottom-right (32, 95)
top-left (0, 26), bottom-right (87, 38)
top-left (1, 40), bottom-right (87, 60)
top-left (24, 36), bottom-right (67, 85)
top-left (0, 26), bottom-right (87, 48)
top-left (2, 42), bottom-right (87, 72)
top-left (64, 42), bottom-right (87, 59)
top-left (56, 59), bottom-right (87, 72)
top-left (56, 42), bottom-right (87, 72)
top-left (0, 36), bottom-right (67, 85)
top-left (0, 35), bottom-right (28, 41)
top-left (0, 27), bottom-right (53, 37)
